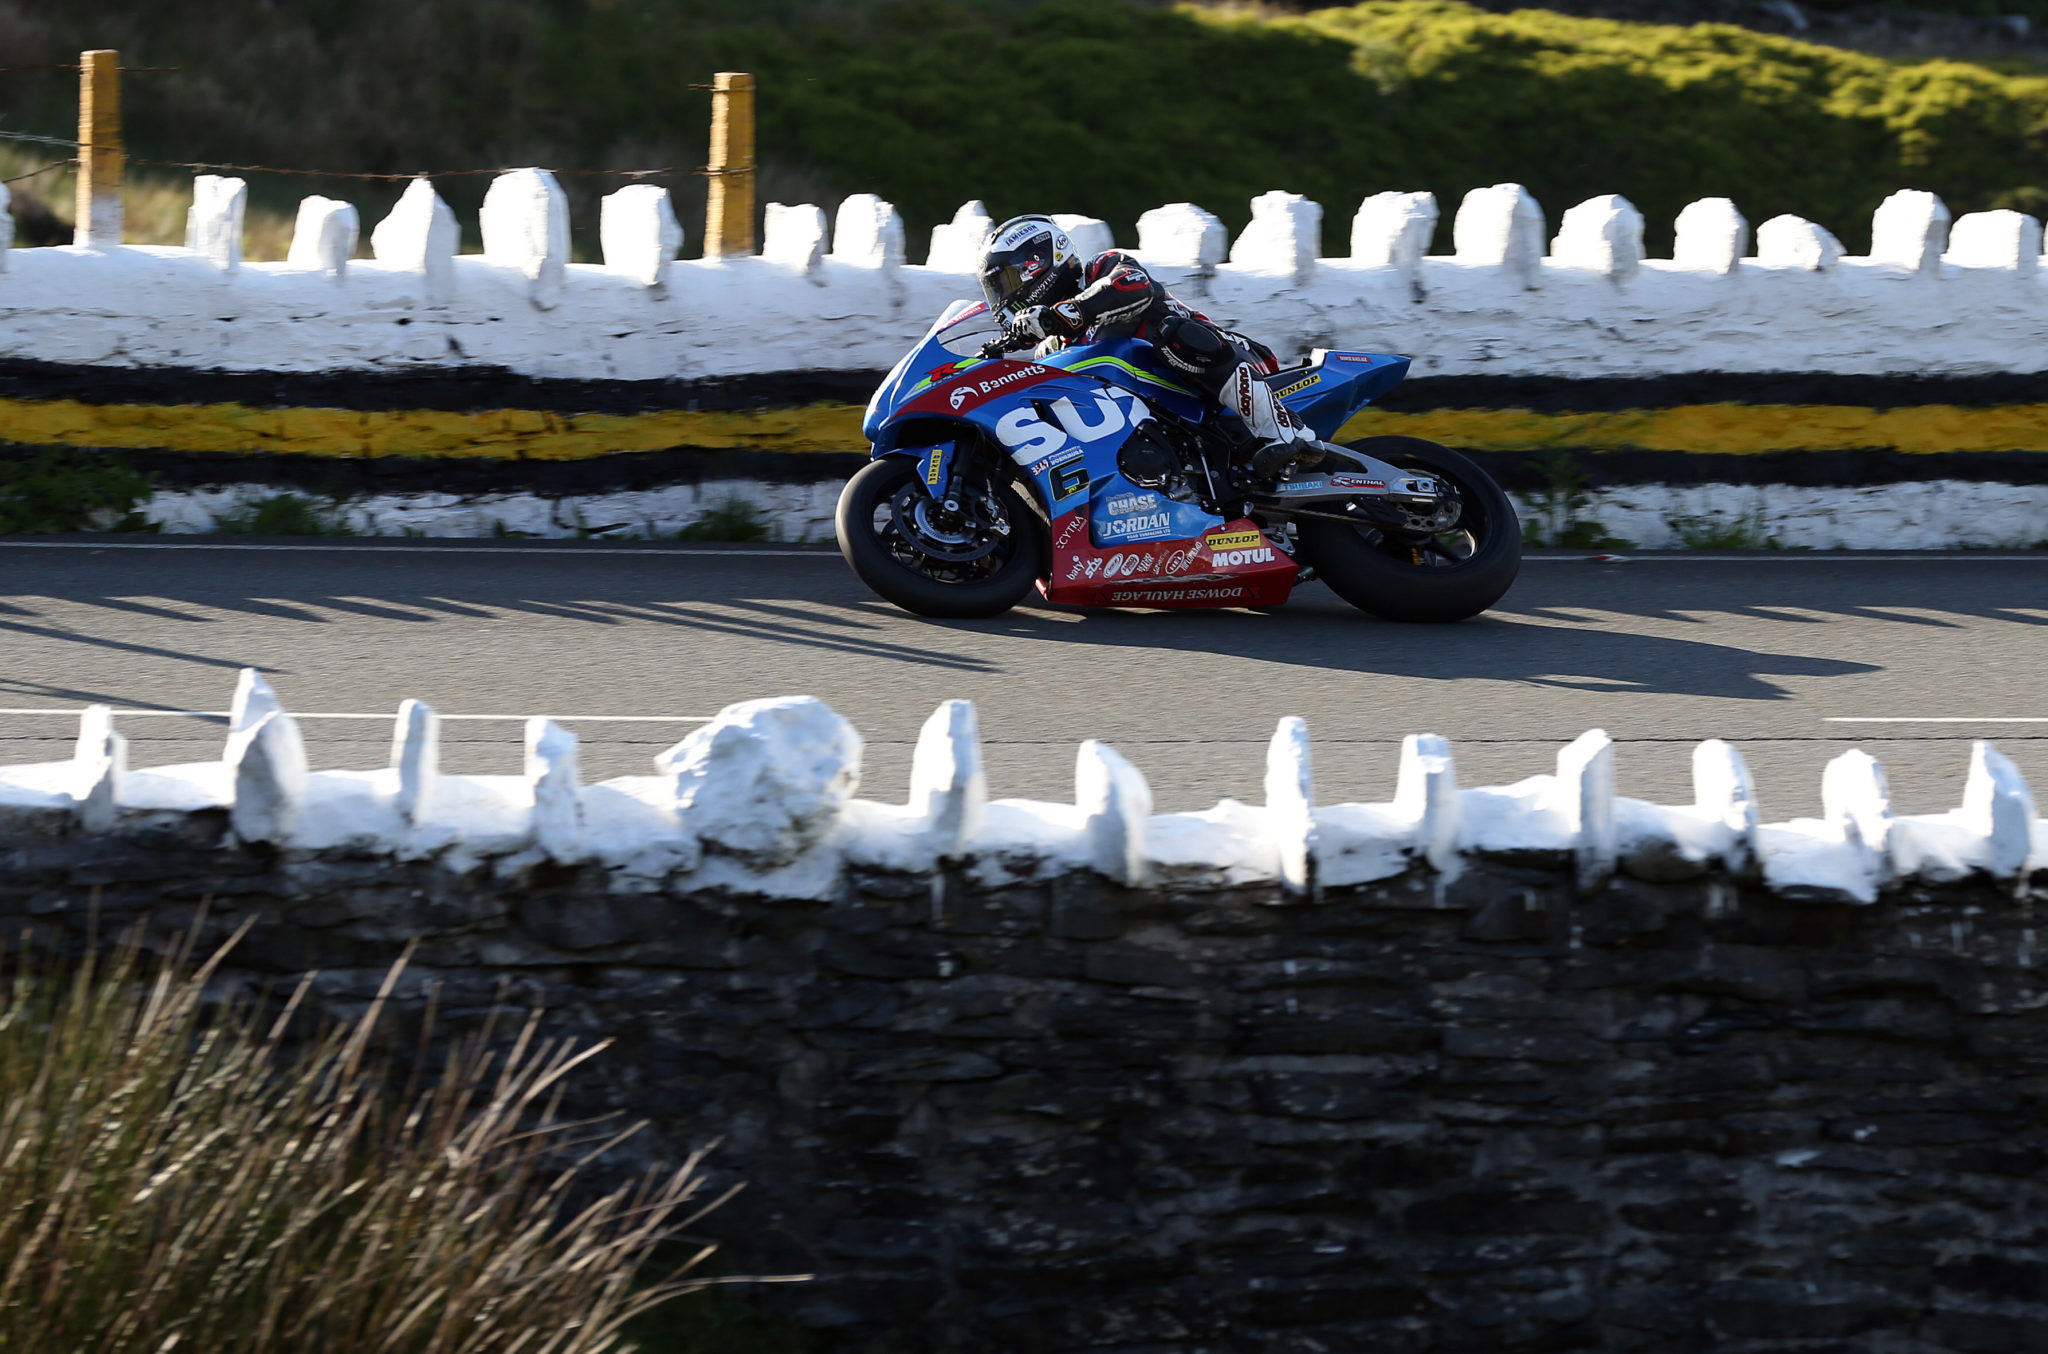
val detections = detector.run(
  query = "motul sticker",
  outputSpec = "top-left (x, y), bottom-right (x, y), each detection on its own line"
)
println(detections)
top-left (1205, 530), bottom-right (1262, 552)
top-left (1212, 547), bottom-right (1275, 567)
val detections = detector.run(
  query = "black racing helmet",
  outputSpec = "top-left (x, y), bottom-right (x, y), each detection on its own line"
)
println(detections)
top-left (978, 214), bottom-right (1082, 318)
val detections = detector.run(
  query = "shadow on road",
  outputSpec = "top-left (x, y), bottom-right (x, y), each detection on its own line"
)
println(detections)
top-left (916, 601), bottom-right (1880, 702)
top-left (19, 549), bottom-right (2048, 701)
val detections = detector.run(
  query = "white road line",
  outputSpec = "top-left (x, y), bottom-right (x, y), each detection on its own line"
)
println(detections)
top-left (1826, 717), bottom-right (2048, 724)
top-left (0, 708), bottom-right (711, 722)
top-left (0, 541), bottom-right (834, 557)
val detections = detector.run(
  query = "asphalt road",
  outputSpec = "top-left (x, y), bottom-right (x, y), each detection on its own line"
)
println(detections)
top-left (2, 539), bottom-right (2044, 820)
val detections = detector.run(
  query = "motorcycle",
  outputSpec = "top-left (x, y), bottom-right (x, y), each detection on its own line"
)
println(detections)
top-left (835, 299), bottom-right (1521, 621)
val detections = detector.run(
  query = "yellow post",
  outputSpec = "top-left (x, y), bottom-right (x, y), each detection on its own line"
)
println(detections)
top-left (704, 71), bottom-right (755, 259)
top-left (75, 49), bottom-right (124, 247)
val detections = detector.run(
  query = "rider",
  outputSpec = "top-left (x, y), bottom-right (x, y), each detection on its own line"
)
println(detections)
top-left (975, 214), bottom-right (1319, 479)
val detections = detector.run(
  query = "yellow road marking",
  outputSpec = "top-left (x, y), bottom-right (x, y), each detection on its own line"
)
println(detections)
top-left (0, 394), bottom-right (2043, 460)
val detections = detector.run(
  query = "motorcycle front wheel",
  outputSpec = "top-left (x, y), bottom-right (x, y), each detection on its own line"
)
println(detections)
top-left (835, 457), bottom-right (1045, 619)
top-left (1295, 436), bottom-right (1521, 623)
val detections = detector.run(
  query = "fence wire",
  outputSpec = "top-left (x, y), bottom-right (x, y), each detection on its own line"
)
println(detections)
top-left (128, 160), bottom-right (676, 181)
top-left (0, 60), bottom-right (722, 194)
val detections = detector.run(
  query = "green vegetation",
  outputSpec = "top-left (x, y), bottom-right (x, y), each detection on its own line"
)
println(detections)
top-left (9, 1), bottom-right (2046, 254)
top-left (674, 497), bottom-right (776, 542)
top-left (0, 926), bottom-right (729, 1352)
top-left (0, 450), bottom-right (154, 533)
top-left (1520, 450), bottom-right (1632, 549)
top-left (213, 491), bottom-right (357, 535)
top-left (1670, 504), bottom-right (1780, 549)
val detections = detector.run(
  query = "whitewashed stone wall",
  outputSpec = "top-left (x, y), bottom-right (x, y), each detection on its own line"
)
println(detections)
top-left (4, 175), bottom-right (2044, 381)
top-left (3, 671), bottom-right (2041, 908)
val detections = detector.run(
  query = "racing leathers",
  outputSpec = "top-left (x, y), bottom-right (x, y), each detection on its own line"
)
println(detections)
top-left (1002, 250), bottom-right (1316, 476)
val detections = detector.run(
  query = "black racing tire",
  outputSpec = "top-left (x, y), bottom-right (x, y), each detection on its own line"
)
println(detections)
top-left (836, 457), bottom-right (1044, 619)
top-left (1296, 436), bottom-right (1521, 623)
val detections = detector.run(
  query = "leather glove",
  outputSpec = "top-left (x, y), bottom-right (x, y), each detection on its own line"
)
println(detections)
top-left (1011, 302), bottom-right (1084, 342)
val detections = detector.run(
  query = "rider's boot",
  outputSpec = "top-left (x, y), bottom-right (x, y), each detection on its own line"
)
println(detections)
top-left (1220, 364), bottom-right (1319, 480)
top-left (1249, 438), bottom-right (1321, 477)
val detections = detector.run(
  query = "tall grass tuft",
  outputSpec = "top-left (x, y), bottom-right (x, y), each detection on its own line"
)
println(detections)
top-left (0, 924), bottom-right (760, 1353)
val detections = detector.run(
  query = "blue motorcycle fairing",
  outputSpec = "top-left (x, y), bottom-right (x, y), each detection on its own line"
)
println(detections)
top-left (1039, 339), bottom-right (1208, 426)
top-left (1268, 351), bottom-right (1413, 442)
top-left (863, 300), bottom-right (998, 446)
top-left (1088, 480), bottom-right (1220, 548)
top-left (898, 440), bottom-right (960, 497)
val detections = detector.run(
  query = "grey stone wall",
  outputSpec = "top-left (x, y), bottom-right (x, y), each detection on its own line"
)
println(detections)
top-left (7, 816), bottom-right (2047, 1353)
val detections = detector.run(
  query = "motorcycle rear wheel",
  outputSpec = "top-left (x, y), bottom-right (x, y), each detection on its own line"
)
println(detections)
top-left (836, 457), bottom-right (1044, 619)
top-left (1296, 437), bottom-right (1521, 623)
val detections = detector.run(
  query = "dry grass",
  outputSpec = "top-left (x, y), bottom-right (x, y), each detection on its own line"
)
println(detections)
top-left (4, 149), bottom-right (299, 259)
top-left (0, 920), bottom-right (771, 1352)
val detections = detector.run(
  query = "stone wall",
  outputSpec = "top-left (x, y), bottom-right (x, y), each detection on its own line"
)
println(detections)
top-left (3, 676), bottom-right (2046, 1349)
top-left (6, 825), bottom-right (2045, 1351)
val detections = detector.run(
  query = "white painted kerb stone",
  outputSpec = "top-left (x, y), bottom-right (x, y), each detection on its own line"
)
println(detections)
top-left (287, 196), bottom-right (358, 278)
top-left (481, 168), bottom-right (572, 309)
top-left (601, 184), bottom-right (683, 288)
top-left (187, 175), bottom-right (247, 273)
top-left (370, 178), bottom-right (459, 303)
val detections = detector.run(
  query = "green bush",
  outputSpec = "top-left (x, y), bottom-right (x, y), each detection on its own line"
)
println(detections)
top-left (0, 450), bottom-right (154, 534)
top-left (1670, 505), bottom-right (1779, 549)
top-left (213, 491), bottom-right (354, 535)
top-left (0, 928), bottom-right (738, 1353)
top-left (1519, 449), bottom-right (1631, 549)
top-left (673, 497), bottom-right (775, 542)
top-left (706, 0), bottom-right (2048, 252)
top-left (10, 0), bottom-right (2046, 252)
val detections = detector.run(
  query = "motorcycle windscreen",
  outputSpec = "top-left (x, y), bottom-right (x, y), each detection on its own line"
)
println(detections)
top-left (863, 300), bottom-right (1001, 443)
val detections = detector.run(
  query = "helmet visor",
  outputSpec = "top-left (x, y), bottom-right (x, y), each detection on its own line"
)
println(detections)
top-left (979, 261), bottom-right (1034, 316)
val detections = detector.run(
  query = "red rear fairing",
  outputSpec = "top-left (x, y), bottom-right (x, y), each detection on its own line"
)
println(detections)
top-left (1040, 514), bottom-right (1297, 608)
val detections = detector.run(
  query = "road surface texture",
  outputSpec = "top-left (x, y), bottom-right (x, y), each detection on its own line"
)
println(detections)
top-left (1, 539), bottom-right (2043, 820)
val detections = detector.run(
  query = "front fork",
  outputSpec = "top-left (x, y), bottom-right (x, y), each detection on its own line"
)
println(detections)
top-left (894, 438), bottom-right (1024, 553)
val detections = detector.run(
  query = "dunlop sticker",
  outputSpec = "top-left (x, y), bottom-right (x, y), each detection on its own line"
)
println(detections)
top-left (1205, 530), bottom-right (1262, 552)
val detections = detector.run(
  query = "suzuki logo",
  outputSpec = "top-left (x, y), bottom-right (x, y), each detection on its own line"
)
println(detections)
top-left (997, 387), bottom-right (1151, 462)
